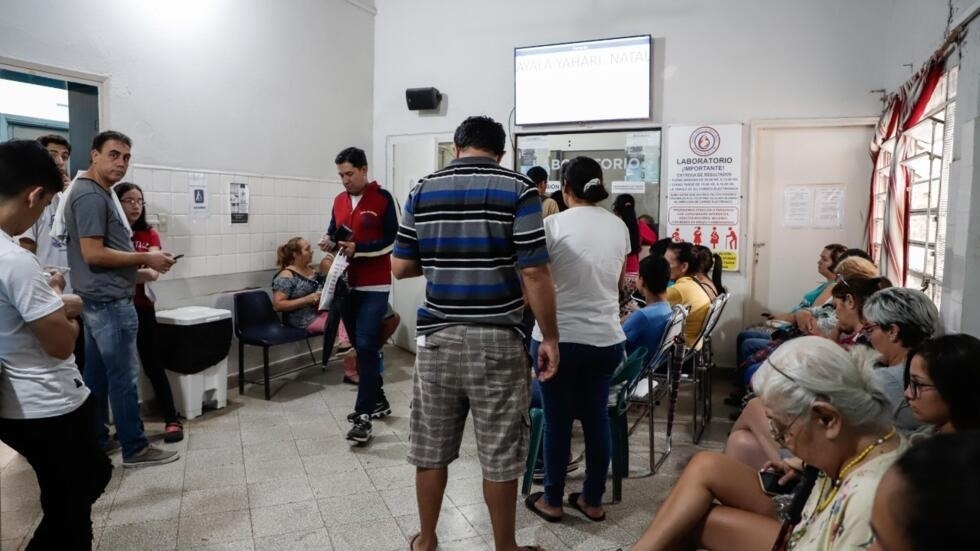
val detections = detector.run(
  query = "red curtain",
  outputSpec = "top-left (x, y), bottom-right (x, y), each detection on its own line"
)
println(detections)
top-left (868, 55), bottom-right (944, 284)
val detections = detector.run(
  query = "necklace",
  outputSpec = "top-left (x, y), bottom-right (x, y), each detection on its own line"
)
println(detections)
top-left (815, 427), bottom-right (896, 513)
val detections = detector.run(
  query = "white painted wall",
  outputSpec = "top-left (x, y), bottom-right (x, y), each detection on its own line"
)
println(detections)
top-left (372, 0), bottom-right (949, 366)
top-left (0, 0), bottom-right (374, 179)
top-left (0, 0), bottom-right (375, 382)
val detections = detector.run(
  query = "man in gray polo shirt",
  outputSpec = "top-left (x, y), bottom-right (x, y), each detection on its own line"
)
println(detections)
top-left (65, 130), bottom-right (178, 467)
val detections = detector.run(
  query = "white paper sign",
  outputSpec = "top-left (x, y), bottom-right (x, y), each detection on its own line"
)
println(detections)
top-left (546, 180), bottom-right (561, 194)
top-left (813, 187), bottom-right (845, 228)
top-left (230, 182), bottom-right (249, 224)
top-left (520, 136), bottom-right (550, 150)
top-left (783, 187), bottom-right (812, 228)
top-left (625, 131), bottom-right (659, 148)
top-left (665, 124), bottom-right (743, 271)
top-left (611, 181), bottom-right (646, 194)
top-left (188, 173), bottom-right (208, 220)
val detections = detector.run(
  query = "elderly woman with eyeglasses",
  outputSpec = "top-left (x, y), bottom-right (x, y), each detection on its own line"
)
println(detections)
top-left (858, 287), bottom-right (939, 434)
top-left (725, 273), bottom-right (893, 469)
top-left (629, 337), bottom-right (907, 551)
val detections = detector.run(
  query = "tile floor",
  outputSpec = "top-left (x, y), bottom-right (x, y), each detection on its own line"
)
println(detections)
top-left (0, 346), bottom-right (733, 551)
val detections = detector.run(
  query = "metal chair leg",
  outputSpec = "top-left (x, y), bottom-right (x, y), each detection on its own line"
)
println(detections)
top-left (263, 346), bottom-right (271, 401)
top-left (238, 341), bottom-right (245, 395)
top-left (304, 338), bottom-right (321, 371)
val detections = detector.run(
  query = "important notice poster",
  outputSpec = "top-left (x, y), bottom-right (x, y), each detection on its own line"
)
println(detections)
top-left (665, 124), bottom-right (743, 271)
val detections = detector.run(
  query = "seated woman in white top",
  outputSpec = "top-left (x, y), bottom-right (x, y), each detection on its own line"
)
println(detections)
top-left (629, 337), bottom-right (906, 551)
top-left (525, 156), bottom-right (630, 524)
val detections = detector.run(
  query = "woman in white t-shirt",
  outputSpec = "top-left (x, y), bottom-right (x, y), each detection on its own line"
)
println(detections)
top-left (525, 156), bottom-right (630, 524)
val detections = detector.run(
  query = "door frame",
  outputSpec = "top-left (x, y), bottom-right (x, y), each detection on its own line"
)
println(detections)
top-left (385, 132), bottom-right (454, 214)
top-left (0, 56), bottom-right (109, 128)
top-left (746, 117), bottom-right (878, 311)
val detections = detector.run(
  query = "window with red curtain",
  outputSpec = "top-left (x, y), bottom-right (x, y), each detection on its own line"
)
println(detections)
top-left (867, 56), bottom-right (955, 307)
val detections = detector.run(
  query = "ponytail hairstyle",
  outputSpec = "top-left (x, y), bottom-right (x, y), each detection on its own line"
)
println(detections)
top-left (666, 241), bottom-right (699, 278)
top-left (831, 275), bottom-right (893, 317)
top-left (694, 246), bottom-right (726, 294)
top-left (276, 237), bottom-right (305, 270)
top-left (824, 243), bottom-right (848, 271)
top-left (114, 182), bottom-right (150, 231)
top-left (613, 194), bottom-right (640, 255)
top-left (562, 156), bottom-right (609, 205)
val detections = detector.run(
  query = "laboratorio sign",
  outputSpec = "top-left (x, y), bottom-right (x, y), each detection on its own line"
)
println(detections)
top-left (676, 157), bottom-right (734, 164)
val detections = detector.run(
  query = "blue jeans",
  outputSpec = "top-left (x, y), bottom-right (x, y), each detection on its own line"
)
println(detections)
top-left (81, 297), bottom-right (148, 458)
top-left (736, 329), bottom-right (770, 364)
top-left (341, 290), bottom-right (389, 414)
top-left (531, 340), bottom-right (624, 507)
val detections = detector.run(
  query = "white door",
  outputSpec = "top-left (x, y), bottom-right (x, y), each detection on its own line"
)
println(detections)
top-left (748, 120), bottom-right (875, 321)
top-left (388, 136), bottom-right (439, 352)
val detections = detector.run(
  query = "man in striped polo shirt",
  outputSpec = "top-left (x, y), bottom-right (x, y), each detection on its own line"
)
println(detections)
top-left (393, 116), bottom-right (559, 551)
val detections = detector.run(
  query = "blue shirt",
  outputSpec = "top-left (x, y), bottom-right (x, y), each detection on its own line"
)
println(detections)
top-left (623, 301), bottom-right (672, 356)
top-left (393, 156), bottom-right (548, 335)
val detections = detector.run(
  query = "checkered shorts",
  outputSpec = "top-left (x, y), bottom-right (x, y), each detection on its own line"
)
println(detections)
top-left (407, 325), bottom-right (530, 482)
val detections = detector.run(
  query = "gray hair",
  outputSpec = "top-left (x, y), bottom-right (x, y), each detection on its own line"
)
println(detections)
top-left (752, 337), bottom-right (892, 430)
top-left (863, 287), bottom-right (940, 348)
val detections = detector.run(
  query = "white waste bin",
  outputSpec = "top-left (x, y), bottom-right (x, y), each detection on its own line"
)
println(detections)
top-left (155, 306), bottom-right (233, 420)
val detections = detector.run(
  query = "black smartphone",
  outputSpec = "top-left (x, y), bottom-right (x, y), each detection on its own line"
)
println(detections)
top-left (761, 312), bottom-right (773, 319)
top-left (172, 254), bottom-right (184, 261)
top-left (333, 224), bottom-right (353, 243)
top-left (758, 470), bottom-right (799, 496)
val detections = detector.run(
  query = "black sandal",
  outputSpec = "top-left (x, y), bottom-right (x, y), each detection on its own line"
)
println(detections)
top-left (524, 492), bottom-right (562, 523)
top-left (567, 492), bottom-right (605, 522)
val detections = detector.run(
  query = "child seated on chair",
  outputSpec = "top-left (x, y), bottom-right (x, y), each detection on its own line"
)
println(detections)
top-left (622, 256), bottom-right (673, 355)
top-left (271, 237), bottom-right (349, 344)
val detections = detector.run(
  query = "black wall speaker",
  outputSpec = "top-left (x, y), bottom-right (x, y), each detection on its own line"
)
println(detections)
top-left (406, 87), bottom-right (443, 111)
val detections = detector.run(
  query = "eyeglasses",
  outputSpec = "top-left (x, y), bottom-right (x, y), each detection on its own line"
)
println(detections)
top-left (907, 378), bottom-right (937, 399)
top-left (861, 323), bottom-right (880, 336)
top-left (121, 198), bottom-right (144, 206)
top-left (769, 408), bottom-right (808, 447)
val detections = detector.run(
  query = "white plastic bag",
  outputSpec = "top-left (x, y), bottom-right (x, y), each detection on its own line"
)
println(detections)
top-left (318, 253), bottom-right (349, 312)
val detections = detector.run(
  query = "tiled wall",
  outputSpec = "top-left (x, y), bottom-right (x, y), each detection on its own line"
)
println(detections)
top-left (128, 164), bottom-right (343, 280)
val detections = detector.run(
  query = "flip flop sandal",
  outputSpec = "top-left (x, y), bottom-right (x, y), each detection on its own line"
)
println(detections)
top-left (567, 492), bottom-right (606, 522)
top-left (524, 492), bottom-right (562, 523)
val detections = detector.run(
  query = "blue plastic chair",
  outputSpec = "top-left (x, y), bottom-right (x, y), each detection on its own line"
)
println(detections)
top-left (234, 290), bottom-right (319, 400)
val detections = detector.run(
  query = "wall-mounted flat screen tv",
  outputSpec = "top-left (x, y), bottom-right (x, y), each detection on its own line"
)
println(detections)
top-left (514, 35), bottom-right (651, 126)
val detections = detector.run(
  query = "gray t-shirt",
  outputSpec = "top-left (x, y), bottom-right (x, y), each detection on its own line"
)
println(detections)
top-left (65, 178), bottom-right (136, 302)
top-left (874, 362), bottom-right (920, 434)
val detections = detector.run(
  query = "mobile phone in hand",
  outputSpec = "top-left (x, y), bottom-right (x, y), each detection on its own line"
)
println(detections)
top-left (759, 470), bottom-right (799, 496)
top-left (333, 224), bottom-right (353, 243)
top-left (172, 254), bottom-right (184, 261)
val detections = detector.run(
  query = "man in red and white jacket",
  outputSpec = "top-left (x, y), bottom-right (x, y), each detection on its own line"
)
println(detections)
top-left (322, 147), bottom-right (398, 444)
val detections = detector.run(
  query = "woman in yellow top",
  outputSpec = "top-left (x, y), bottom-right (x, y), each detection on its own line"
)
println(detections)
top-left (665, 242), bottom-right (721, 348)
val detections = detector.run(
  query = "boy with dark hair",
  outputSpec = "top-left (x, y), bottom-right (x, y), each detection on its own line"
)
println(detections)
top-left (18, 134), bottom-right (87, 370)
top-left (0, 139), bottom-right (112, 549)
top-left (623, 255), bottom-right (673, 354)
top-left (526, 165), bottom-right (559, 218)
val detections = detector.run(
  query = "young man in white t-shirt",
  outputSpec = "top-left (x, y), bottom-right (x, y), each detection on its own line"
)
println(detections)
top-left (16, 134), bottom-right (88, 373)
top-left (0, 140), bottom-right (112, 549)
